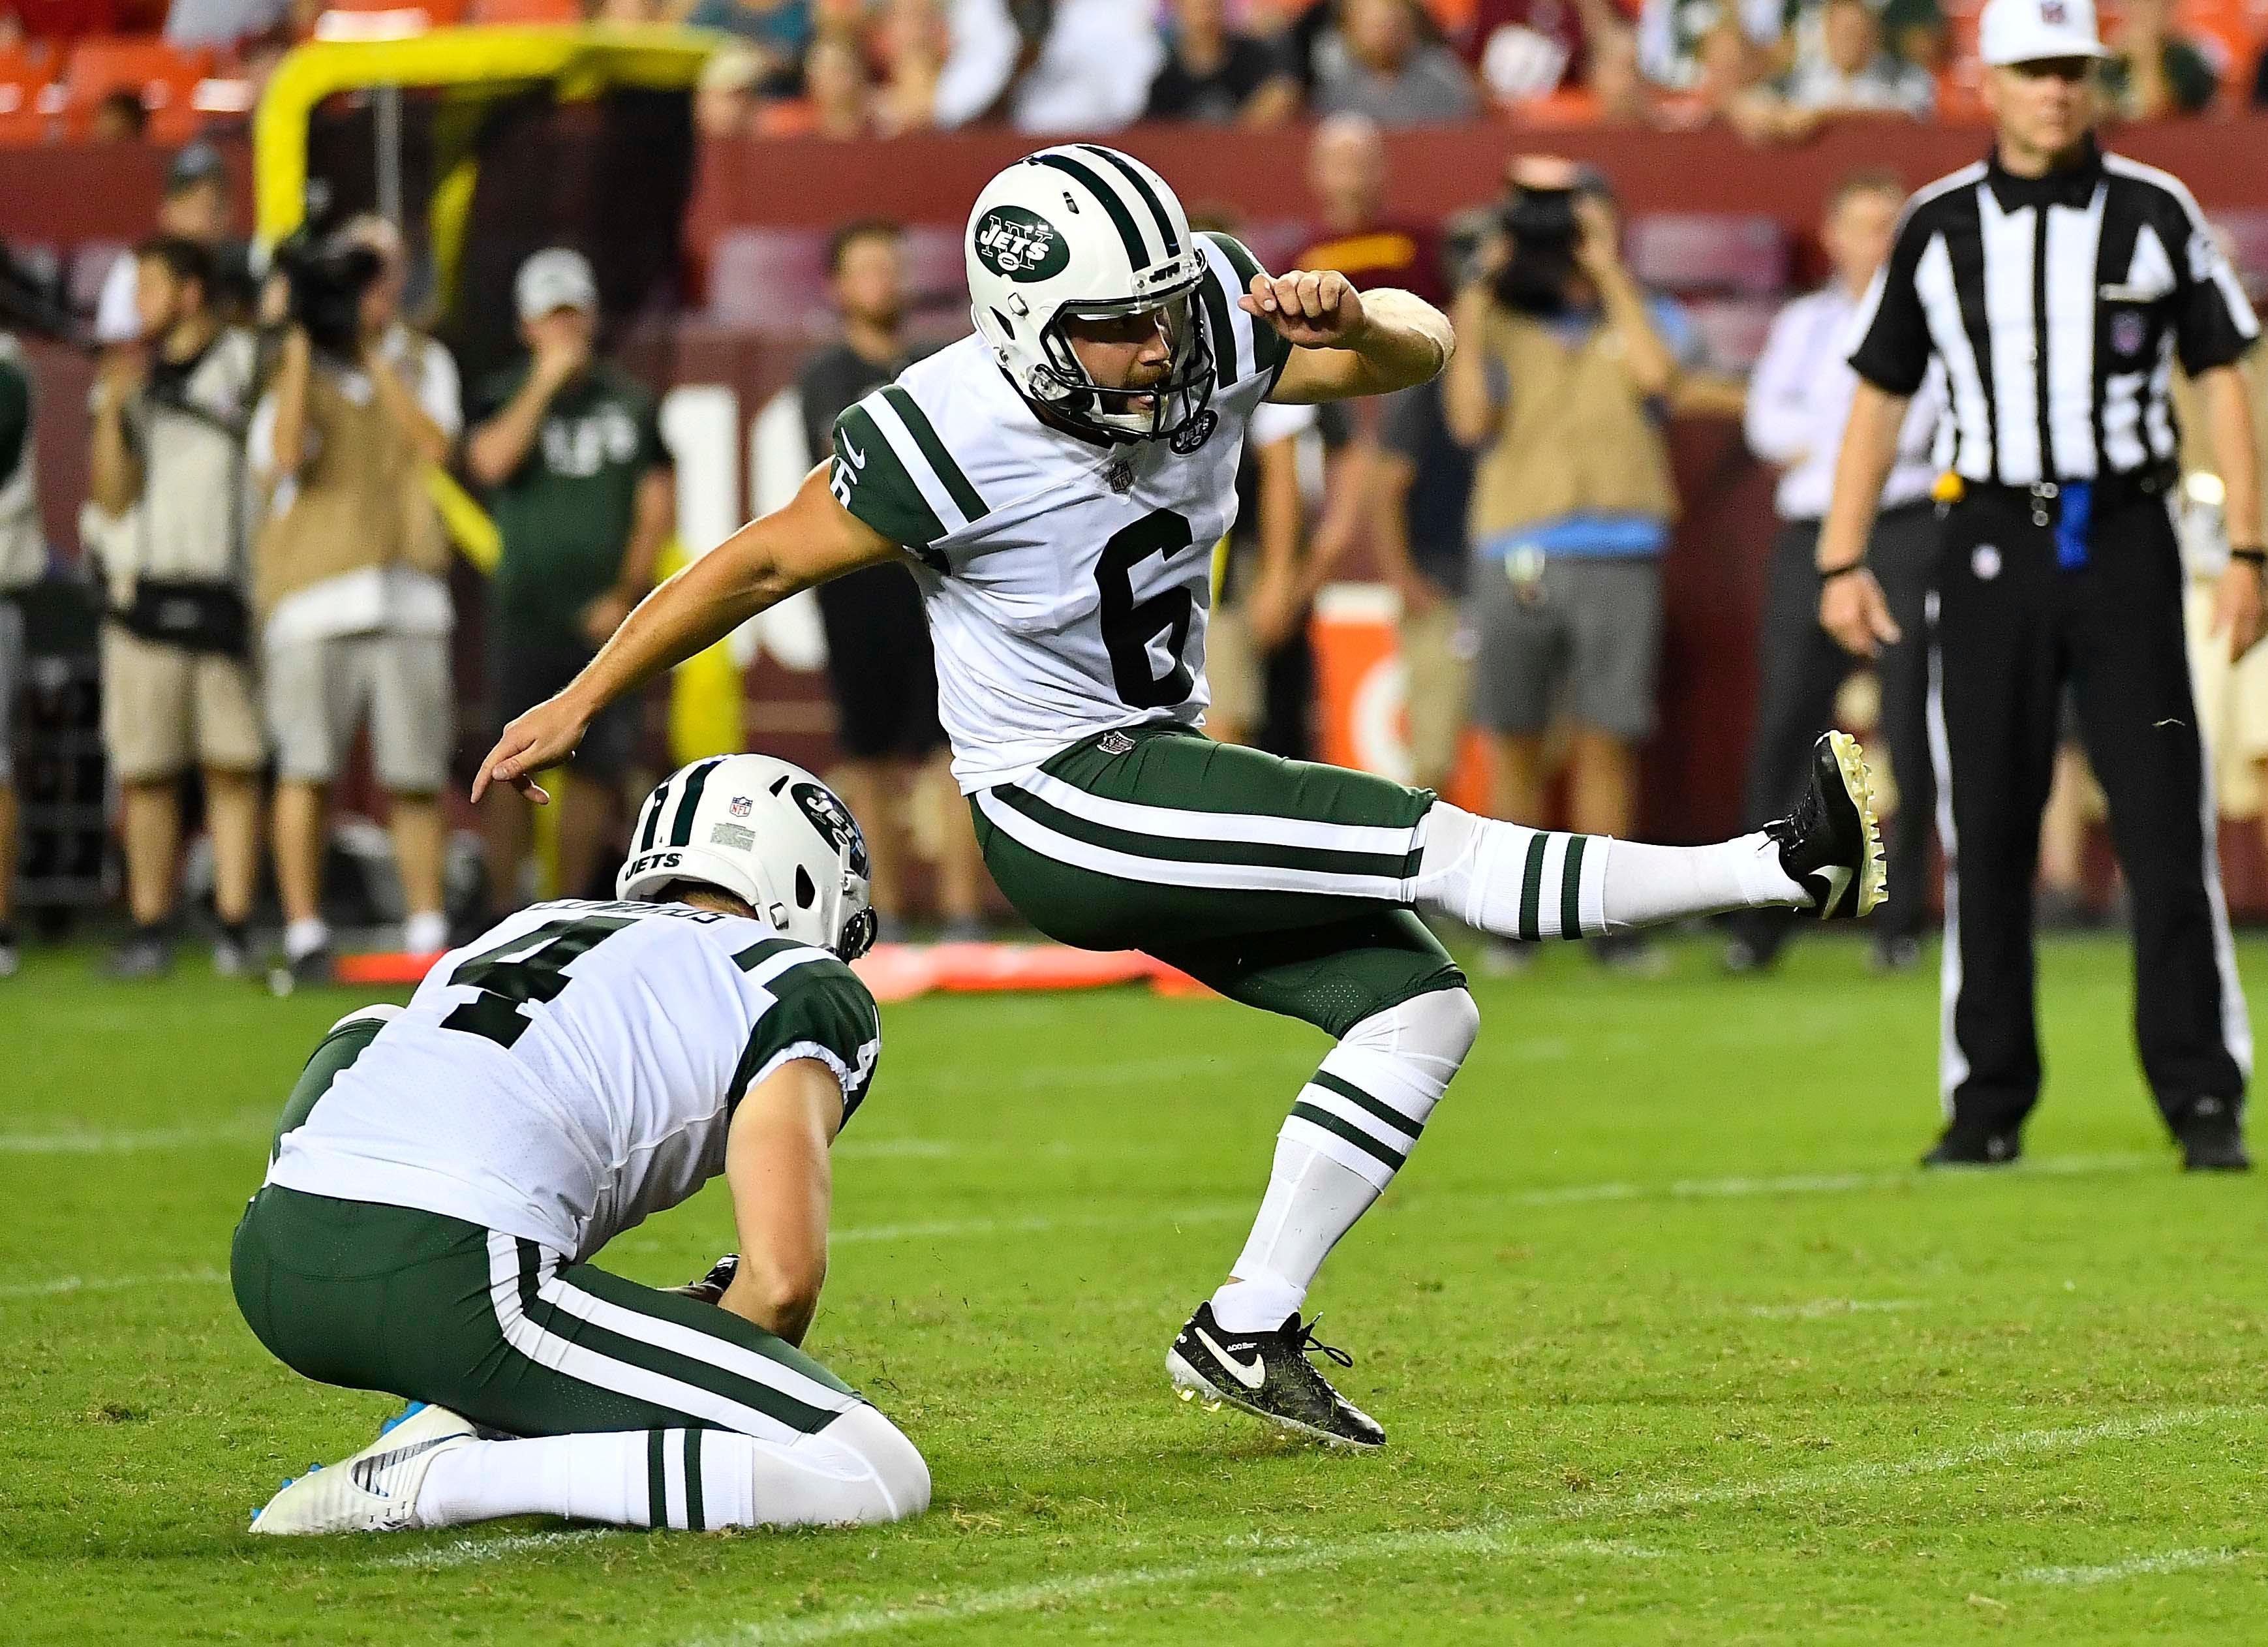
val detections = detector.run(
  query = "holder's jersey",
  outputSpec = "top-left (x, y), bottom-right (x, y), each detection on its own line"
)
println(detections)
top-left (829, 232), bottom-right (1294, 793)
top-left (266, 899), bottom-right (881, 1263)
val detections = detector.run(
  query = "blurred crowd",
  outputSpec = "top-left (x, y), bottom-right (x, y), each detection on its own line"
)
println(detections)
top-left (1, 110), bottom-right (2265, 987)
top-left (6, 0), bottom-right (2268, 153)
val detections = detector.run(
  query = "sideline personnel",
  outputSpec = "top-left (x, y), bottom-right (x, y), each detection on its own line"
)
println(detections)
top-left (1821, 0), bottom-right (2262, 1170)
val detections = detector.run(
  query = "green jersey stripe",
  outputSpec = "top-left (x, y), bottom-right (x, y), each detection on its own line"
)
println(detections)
top-left (1199, 260), bottom-right (1240, 386)
top-left (880, 386), bottom-right (987, 524)
top-left (732, 936), bottom-right (805, 972)
top-left (1030, 151), bottom-right (1150, 268)
top-left (1077, 145), bottom-right (1180, 256)
top-left (1291, 1101), bottom-right (1407, 1170)
top-left (669, 757), bottom-right (725, 848)
top-left (835, 403), bottom-right (947, 549)
top-left (989, 780), bottom-right (1417, 879)
top-left (1517, 833), bottom-right (1549, 941)
top-left (1560, 835), bottom-right (1589, 940)
top-left (646, 1428), bottom-right (667, 1528)
top-left (1201, 233), bottom-right (1292, 381)
top-left (1203, 230), bottom-right (1266, 289)
top-left (681, 1430), bottom-right (705, 1531)
top-left (1308, 1069), bottom-right (1424, 1139)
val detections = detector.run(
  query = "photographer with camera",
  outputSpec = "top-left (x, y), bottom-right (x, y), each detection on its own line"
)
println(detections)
top-left (252, 214), bottom-right (461, 983)
top-left (1445, 156), bottom-right (1704, 974)
top-left (86, 238), bottom-right (265, 981)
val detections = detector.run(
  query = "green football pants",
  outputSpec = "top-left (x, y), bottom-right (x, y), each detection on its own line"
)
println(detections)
top-left (972, 724), bottom-right (1465, 1038)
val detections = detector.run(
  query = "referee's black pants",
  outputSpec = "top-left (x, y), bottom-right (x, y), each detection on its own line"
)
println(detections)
top-left (1732, 502), bottom-right (1938, 958)
top-left (1931, 488), bottom-right (2250, 1138)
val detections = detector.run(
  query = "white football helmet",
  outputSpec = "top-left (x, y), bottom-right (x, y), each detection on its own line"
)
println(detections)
top-left (967, 144), bottom-right (1216, 447)
top-left (618, 754), bottom-right (878, 961)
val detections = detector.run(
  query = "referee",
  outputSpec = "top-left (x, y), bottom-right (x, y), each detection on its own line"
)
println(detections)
top-left (1819, 0), bottom-right (2263, 1171)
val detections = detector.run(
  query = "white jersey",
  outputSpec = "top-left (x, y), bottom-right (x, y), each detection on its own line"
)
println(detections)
top-left (266, 899), bottom-right (881, 1263)
top-left (828, 232), bottom-right (1295, 793)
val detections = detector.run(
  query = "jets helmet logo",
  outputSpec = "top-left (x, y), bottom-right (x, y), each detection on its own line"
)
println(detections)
top-left (791, 781), bottom-right (872, 879)
top-left (975, 208), bottom-right (1069, 283)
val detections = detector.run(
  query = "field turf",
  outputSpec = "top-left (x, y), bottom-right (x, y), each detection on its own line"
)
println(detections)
top-left (5, 932), bottom-right (2267, 1643)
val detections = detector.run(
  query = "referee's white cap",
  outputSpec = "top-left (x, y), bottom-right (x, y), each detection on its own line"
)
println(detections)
top-left (1978, 0), bottom-right (2111, 65)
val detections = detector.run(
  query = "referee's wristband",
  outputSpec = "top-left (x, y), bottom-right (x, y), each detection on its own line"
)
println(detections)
top-left (1817, 562), bottom-right (1869, 584)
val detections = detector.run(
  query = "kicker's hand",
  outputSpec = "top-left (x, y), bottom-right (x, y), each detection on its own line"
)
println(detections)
top-left (1241, 269), bottom-right (1368, 350)
top-left (471, 694), bottom-right (590, 805)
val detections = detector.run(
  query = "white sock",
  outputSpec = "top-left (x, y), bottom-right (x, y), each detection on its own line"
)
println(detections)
top-left (414, 1411), bottom-right (928, 1530)
top-left (1595, 834), bottom-right (1806, 931)
top-left (1413, 804), bottom-right (1803, 940)
top-left (401, 910), bottom-right (449, 956)
top-left (283, 917), bottom-right (329, 962)
top-left (1212, 989), bottom-right (1480, 1334)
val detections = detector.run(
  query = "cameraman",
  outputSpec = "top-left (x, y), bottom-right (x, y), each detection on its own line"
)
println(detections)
top-left (252, 215), bottom-right (461, 981)
top-left (1445, 157), bottom-right (1703, 972)
top-left (87, 237), bottom-right (264, 980)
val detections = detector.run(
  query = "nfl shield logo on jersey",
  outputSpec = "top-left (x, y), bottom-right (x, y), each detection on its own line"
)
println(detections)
top-left (728, 795), bottom-right (752, 818)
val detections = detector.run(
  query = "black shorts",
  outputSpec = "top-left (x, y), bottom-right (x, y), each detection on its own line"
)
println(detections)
top-left (815, 565), bottom-right (945, 762)
top-left (493, 628), bottom-right (642, 783)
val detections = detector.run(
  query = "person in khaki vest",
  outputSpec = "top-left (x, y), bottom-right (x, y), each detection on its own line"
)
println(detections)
top-left (252, 215), bottom-right (462, 985)
top-left (1443, 157), bottom-right (1708, 974)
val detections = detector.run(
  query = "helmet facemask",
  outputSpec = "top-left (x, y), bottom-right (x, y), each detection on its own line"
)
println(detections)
top-left (1029, 281), bottom-right (1215, 445)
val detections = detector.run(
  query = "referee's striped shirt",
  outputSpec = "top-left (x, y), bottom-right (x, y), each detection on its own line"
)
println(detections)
top-left (1848, 136), bottom-right (2260, 489)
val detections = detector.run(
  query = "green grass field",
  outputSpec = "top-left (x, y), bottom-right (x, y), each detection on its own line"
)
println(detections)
top-left (6, 932), bottom-right (2267, 1644)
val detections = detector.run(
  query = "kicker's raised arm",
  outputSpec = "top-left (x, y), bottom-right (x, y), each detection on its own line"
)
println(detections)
top-left (472, 465), bottom-right (902, 803)
top-left (1257, 271), bottom-right (1454, 407)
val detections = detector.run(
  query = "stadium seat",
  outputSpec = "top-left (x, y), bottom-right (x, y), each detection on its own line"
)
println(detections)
top-left (900, 223), bottom-right (967, 317)
top-left (2211, 209), bottom-right (2268, 288)
top-left (471, 0), bottom-right (579, 22)
top-left (1626, 213), bottom-right (1790, 297)
top-left (705, 224), bottom-right (832, 334)
top-left (1685, 295), bottom-right (1781, 373)
top-left (63, 37), bottom-right (212, 112)
top-left (67, 238), bottom-right (125, 317)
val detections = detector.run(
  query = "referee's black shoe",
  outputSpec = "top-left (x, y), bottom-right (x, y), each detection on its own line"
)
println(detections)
top-left (1766, 731), bottom-right (1888, 920)
top-left (2175, 1099), bottom-right (2251, 1173)
top-left (1920, 1123), bottom-right (2021, 1168)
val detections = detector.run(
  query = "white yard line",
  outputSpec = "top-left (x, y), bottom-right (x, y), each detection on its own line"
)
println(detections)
top-left (0, 1124), bottom-right (265, 1153)
top-left (693, 1409), bottom-right (2230, 1644)
top-left (0, 1265), bottom-right (229, 1299)
top-left (697, 1530), bottom-right (1659, 1646)
top-left (376, 1528), bottom-right (621, 1570)
top-left (0, 1152), bottom-right (2164, 1300)
top-left (2015, 1547), bottom-right (2244, 1586)
top-left (1599, 1408), bottom-right (2215, 1518)
top-left (1745, 1298), bottom-right (1927, 1320)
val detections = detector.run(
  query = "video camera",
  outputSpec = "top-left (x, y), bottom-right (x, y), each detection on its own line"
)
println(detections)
top-left (270, 184), bottom-right (384, 362)
top-left (1492, 166), bottom-right (1608, 318)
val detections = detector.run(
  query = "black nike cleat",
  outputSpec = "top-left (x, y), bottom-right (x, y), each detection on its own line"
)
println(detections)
top-left (1767, 731), bottom-right (1887, 920)
top-left (1920, 1123), bottom-right (2021, 1168)
top-left (1167, 1302), bottom-right (1384, 1449)
top-left (2175, 1099), bottom-right (2251, 1172)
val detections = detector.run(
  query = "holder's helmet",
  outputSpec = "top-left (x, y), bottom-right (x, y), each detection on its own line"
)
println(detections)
top-left (619, 754), bottom-right (878, 962)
